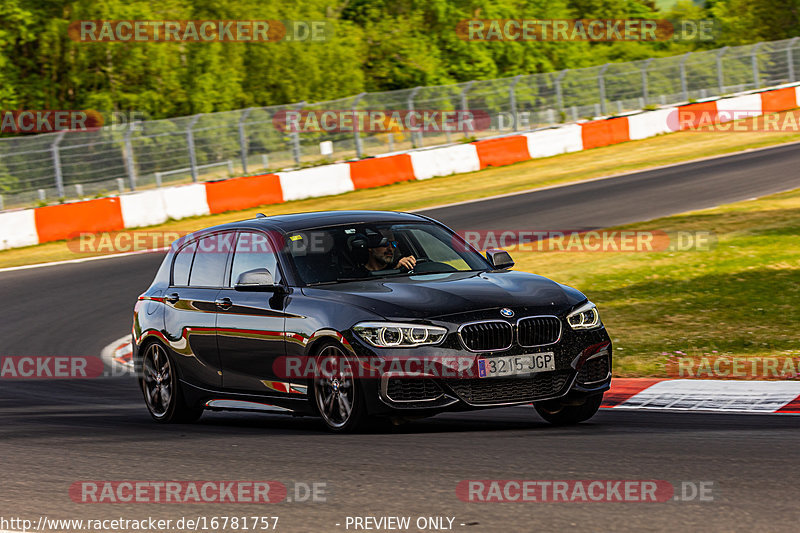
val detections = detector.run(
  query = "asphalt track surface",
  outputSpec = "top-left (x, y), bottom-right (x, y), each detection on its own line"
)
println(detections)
top-left (2, 143), bottom-right (800, 532)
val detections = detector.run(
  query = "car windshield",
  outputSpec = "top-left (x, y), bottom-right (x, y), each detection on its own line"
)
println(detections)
top-left (286, 222), bottom-right (490, 285)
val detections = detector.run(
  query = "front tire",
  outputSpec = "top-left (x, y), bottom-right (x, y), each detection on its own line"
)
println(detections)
top-left (140, 341), bottom-right (203, 423)
top-left (534, 393), bottom-right (603, 425)
top-left (311, 343), bottom-right (370, 433)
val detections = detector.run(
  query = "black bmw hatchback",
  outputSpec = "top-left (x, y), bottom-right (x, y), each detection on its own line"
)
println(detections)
top-left (133, 210), bottom-right (612, 432)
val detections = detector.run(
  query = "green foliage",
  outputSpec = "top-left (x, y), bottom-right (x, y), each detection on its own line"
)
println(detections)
top-left (0, 0), bottom-right (795, 118)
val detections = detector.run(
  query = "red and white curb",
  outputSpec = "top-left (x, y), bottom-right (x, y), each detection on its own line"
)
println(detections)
top-left (101, 335), bottom-right (134, 373)
top-left (602, 378), bottom-right (800, 414)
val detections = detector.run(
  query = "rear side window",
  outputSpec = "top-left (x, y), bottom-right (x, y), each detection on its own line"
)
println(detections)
top-left (229, 232), bottom-right (282, 286)
top-left (172, 241), bottom-right (197, 286)
top-left (189, 233), bottom-right (235, 287)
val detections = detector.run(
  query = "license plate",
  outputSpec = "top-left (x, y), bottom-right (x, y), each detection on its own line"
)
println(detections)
top-left (477, 352), bottom-right (555, 378)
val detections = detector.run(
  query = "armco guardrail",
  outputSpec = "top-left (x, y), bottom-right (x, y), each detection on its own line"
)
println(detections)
top-left (0, 83), bottom-right (798, 252)
top-left (2, 38), bottom-right (800, 210)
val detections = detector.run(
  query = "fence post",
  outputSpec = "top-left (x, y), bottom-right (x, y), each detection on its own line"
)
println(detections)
top-left (509, 75), bottom-right (522, 131)
top-left (788, 38), bottom-right (799, 83)
top-left (407, 87), bottom-right (422, 148)
top-left (716, 46), bottom-right (728, 94)
top-left (641, 59), bottom-right (653, 106)
top-left (598, 64), bottom-right (609, 116)
top-left (352, 93), bottom-right (366, 158)
top-left (751, 42), bottom-right (763, 89)
top-left (555, 70), bottom-right (567, 113)
top-left (238, 108), bottom-right (253, 175)
top-left (51, 131), bottom-right (66, 199)
top-left (680, 52), bottom-right (691, 102)
top-left (290, 102), bottom-right (305, 166)
top-left (123, 127), bottom-right (137, 191)
top-left (186, 114), bottom-right (201, 182)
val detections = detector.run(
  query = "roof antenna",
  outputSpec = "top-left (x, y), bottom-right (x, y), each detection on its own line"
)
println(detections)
top-left (256, 213), bottom-right (267, 219)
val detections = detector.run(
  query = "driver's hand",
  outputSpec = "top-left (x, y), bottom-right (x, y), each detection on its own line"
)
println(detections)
top-left (397, 256), bottom-right (417, 270)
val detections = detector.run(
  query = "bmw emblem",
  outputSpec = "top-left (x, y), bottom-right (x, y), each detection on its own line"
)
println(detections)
top-left (500, 308), bottom-right (514, 318)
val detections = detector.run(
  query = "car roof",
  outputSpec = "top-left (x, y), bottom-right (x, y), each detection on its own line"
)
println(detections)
top-left (188, 210), bottom-right (431, 236)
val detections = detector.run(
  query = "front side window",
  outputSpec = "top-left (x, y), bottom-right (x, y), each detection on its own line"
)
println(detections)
top-left (189, 233), bottom-right (235, 287)
top-left (229, 231), bottom-right (282, 286)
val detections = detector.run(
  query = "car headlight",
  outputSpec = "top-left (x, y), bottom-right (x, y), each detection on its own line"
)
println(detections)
top-left (566, 301), bottom-right (601, 330)
top-left (353, 322), bottom-right (448, 348)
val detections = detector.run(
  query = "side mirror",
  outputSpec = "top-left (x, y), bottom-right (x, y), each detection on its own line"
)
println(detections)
top-left (486, 249), bottom-right (514, 269)
top-left (234, 268), bottom-right (281, 292)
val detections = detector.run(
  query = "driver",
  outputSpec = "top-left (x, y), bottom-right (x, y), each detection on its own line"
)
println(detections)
top-left (364, 236), bottom-right (416, 271)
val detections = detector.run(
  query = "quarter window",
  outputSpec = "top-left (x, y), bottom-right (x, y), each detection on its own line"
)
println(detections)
top-left (172, 241), bottom-right (196, 286)
top-left (189, 233), bottom-right (235, 287)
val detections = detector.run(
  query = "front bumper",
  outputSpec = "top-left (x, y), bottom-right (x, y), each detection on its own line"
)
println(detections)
top-left (346, 324), bottom-right (612, 415)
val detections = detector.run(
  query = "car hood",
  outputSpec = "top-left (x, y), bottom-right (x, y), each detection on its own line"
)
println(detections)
top-left (301, 270), bottom-right (586, 321)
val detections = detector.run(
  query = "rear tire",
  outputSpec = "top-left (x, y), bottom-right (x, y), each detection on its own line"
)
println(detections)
top-left (534, 393), bottom-right (603, 426)
top-left (311, 343), bottom-right (371, 433)
top-left (140, 341), bottom-right (203, 423)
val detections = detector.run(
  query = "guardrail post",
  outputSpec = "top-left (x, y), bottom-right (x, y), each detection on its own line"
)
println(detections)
top-left (751, 42), bottom-right (763, 89)
top-left (716, 46), bottom-right (728, 94)
top-left (680, 52), bottom-right (691, 102)
top-left (598, 64), bottom-right (609, 115)
top-left (459, 81), bottom-right (475, 138)
top-left (123, 127), bottom-right (137, 191)
top-left (0, 195), bottom-right (4, 211)
top-left (155, 172), bottom-right (162, 187)
top-left (555, 70), bottom-right (568, 113)
top-left (509, 75), bottom-right (522, 131)
top-left (75, 184), bottom-right (83, 197)
top-left (788, 38), bottom-right (799, 82)
top-left (186, 114), bottom-right (202, 182)
top-left (238, 108), bottom-right (253, 175)
top-left (641, 59), bottom-right (653, 106)
top-left (406, 87), bottom-right (422, 148)
top-left (353, 93), bottom-right (366, 158)
top-left (116, 178), bottom-right (124, 193)
top-left (227, 160), bottom-right (234, 176)
top-left (51, 131), bottom-right (66, 199)
top-left (290, 102), bottom-right (305, 166)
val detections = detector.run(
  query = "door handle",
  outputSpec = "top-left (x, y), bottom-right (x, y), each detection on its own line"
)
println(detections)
top-left (166, 292), bottom-right (180, 304)
top-left (215, 297), bottom-right (232, 310)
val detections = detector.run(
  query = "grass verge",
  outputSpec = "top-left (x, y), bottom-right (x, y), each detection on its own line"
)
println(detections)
top-left (512, 188), bottom-right (800, 376)
top-left (2, 111), bottom-right (800, 269)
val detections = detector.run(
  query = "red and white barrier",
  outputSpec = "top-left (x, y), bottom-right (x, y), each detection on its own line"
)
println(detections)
top-left (409, 144), bottom-right (481, 180)
top-left (119, 189), bottom-right (169, 228)
top-left (1, 83), bottom-right (799, 251)
top-left (627, 108), bottom-right (674, 140)
top-left (161, 183), bottom-right (210, 220)
top-left (602, 378), bottom-right (800, 414)
top-left (0, 209), bottom-right (39, 250)
top-left (524, 124), bottom-right (583, 157)
top-left (277, 163), bottom-right (353, 201)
